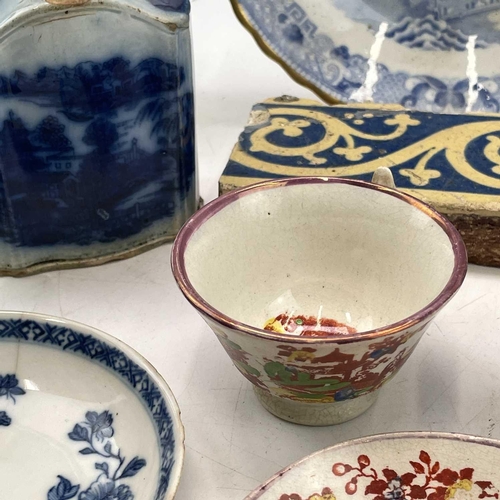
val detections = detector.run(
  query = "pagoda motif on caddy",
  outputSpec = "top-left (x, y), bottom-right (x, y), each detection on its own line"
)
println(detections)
top-left (0, 56), bottom-right (195, 248)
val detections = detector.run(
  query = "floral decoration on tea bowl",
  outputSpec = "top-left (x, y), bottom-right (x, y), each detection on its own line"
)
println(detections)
top-left (0, 312), bottom-right (184, 499)
top-left (245, 432), bottom-right (500, 500)
top-left (231, 0), bottom-right (500, 113)
top-left (172, 177), bottom-right (467, 426)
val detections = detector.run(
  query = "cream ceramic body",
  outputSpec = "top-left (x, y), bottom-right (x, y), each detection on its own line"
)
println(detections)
top-left (172, 178), bottom-right (467, 425)
top-left (245, 432), bottom-right (500, 500)
top-left (0, 312), bottom-right (184, 499)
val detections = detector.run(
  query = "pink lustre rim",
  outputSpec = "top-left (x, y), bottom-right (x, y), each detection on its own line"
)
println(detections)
top-left (171, 177), bottom-right (468, 345)
top-left (244, 431), bottom-right (500, 500)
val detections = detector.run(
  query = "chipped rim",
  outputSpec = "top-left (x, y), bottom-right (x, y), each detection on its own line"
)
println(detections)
top-left (171, 177), bottom-right (468, 345)
top-left (244, 431), bottom-right (500, 499)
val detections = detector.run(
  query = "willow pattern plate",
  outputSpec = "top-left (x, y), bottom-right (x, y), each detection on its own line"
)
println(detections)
top-left (232, 0), bottom-right (500, 113)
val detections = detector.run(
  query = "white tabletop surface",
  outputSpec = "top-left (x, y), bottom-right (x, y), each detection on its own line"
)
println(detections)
top-left (2, 1), bottom-right (500, 499)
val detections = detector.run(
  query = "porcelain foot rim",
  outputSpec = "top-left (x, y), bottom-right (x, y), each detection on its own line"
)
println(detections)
top-left (254, 386), bottom-right (378, 426)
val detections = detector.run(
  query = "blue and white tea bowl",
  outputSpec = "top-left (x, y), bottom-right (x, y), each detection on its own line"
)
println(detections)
top-left (0, 312), bottom-right (184, 500)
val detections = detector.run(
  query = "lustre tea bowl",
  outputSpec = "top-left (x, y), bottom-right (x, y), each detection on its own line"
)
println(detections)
top-left (0, 311), bottom-right (184, 499)
top-left (172, 177), bottom-right (467, 425)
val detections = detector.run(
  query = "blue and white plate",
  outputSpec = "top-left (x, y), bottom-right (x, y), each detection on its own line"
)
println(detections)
top-left (232, 0), bottom-right (500, 113)
top-left (0, 312), bottom-right (184, 500)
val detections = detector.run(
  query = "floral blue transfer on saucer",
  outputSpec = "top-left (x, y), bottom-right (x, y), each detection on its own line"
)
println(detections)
top-left (46, 410), bottom-right (147, 500)
top-left (0, 313), bottom-right (184, 500)
top-left (233, 0), bottom-right (500, 113)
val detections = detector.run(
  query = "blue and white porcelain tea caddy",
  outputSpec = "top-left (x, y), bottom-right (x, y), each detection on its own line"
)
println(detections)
top-left (0, 0), bottom-right (197, 276)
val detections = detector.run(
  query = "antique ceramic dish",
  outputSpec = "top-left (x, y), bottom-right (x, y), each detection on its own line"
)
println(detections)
top-left (172, 177), bottom-right (467, 425)
top-left (0, 312), bottom-right (184, 499)
top-left (245, 432), bottom-right (500, 500)
top-left (232, 0), bottom-right (500, 113)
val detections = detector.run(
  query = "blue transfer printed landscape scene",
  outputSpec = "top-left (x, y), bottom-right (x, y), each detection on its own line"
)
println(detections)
top-left (0, 56), bottom-right (195, 248)
top-left (336, 0), bottom-right (500, 50)
top-left (238, 0), bottom-right (500, 112)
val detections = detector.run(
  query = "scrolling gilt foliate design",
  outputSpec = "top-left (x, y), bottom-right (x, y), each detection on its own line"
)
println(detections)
top-left (243, 107), bottom-right (500, 190)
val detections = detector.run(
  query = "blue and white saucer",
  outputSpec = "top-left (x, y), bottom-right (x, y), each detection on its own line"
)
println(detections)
top-left (0, 312), bottom-right (184, 500)
top-left (232, 0), bottom-right (500, 113)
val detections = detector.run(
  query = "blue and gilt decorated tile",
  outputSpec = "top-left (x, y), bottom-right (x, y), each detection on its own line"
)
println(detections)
top-left (220, 97), bottom-right (500, 266)
top-left (232, 0), bottom-right (500, 113)
top-left (0, 312), bottom-right (184, 500)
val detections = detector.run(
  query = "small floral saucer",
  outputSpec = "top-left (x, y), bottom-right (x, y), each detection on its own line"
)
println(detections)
top-left (0, 312), bottom-right (184, 500)
top-left (246, 432), bottom-right (500, 500)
